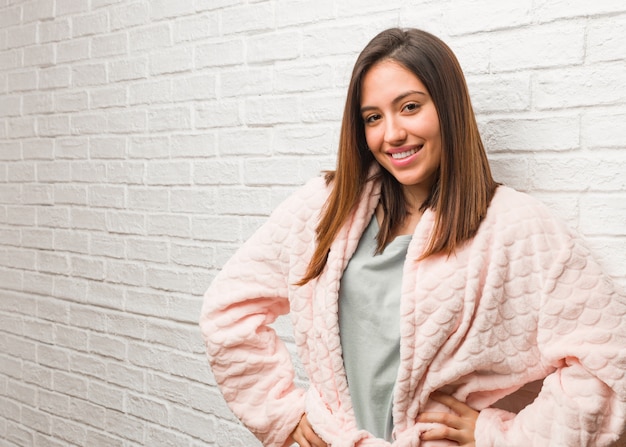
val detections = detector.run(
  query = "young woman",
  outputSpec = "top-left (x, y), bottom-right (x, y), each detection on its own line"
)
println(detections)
top-left (200, 28), bottom-right (626, 447)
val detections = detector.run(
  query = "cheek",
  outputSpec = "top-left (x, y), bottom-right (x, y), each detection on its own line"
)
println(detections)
top-left (364, 127), bottom-right (381, 150)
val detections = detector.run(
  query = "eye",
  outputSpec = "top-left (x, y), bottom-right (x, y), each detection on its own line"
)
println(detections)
top-left (403, 102), bottom-right (420, 112)
top-left (364, 113), bottom-right (381, 124)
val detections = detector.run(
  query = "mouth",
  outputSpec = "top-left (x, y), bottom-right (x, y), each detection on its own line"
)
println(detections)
top-left (389, 145), bottom-right (423, 160)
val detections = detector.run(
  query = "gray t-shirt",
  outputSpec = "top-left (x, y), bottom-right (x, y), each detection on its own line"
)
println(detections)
top-left (338, 215), bottom-right (411, 441)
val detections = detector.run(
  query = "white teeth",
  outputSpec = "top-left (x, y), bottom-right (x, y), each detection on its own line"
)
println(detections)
top-left (390, 146), bottom-right (421, 159)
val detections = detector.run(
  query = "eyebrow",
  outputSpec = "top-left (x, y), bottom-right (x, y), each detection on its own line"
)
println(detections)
top-left (360, 90), bottom-right (427, 114)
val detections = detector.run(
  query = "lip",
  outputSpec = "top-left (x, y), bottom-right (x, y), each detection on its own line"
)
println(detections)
top-left (386, 144), bottom-right (423, 167)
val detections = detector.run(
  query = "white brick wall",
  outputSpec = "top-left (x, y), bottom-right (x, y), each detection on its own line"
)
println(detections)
top-left (0, 1), bottom-right (625, 446)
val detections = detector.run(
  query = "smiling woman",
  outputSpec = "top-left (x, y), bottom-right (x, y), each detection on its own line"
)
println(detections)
top-left (200, 28), bottom-right (626, 447)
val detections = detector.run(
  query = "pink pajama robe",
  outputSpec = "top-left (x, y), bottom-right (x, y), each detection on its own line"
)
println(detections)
top-left (200, 170), bottom-right (626, 447)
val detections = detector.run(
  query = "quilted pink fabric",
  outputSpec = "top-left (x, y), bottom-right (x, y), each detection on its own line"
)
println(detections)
top-left (200, 170), bottom-right (626, 447)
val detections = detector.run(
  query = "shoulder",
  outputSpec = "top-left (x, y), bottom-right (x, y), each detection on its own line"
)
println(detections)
top-left (481, 186), bottom-right (574, 246)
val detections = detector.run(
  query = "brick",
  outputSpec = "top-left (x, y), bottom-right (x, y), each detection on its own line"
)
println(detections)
top-left (72, 63), bottom-right (107, 88)
top-left (70, 352), bottom-right (105, 378)
top-left (55, 0), bottom-right (90, 16)
top-left (54, 229), bottom-right (89, 253)
top-left (587, 15), bottom-right (626, 63)
top-left (39, 389), bottom-right (70, 418)
top-left (196, 39), bottom-right (244, 68)
top-left (51, 416), bottom-right (87, 445)
top-left (106, 361), bottom-right (144, 390)
top-left (107, 110), bottom-right (147, 134)
top-left (171, 242), bottom-right (213, 268)
top-left (300, 92), bottom-right (344, 123)
top-left (37, 344), bottom-right (70, 371)
top-left (490, 23), bottom-right (584, 72)
top-left (147, 106), bottom-right (192, 132)
top-left (109, 56), bottom-right (149, 82)
top-left (129, 24), bottom-right (172, 52)
top-left (93, 32), bottom-right (129, 59)
top-left (90, 234), bottom-right (125, 259)
top-left (130, 79), bottom-right (172, 105)
top-left (106, 312), bottom-right (146, 339)
top-left (110, 2), bottom-right (150, 30)
top-left (23, 92), bottom-right (54, 115)
top-left (38, 115), bottom-right (71, 137)
top-left (151, 0), bottom-right (196, 20)
top-left (53, 370), bottom-right (89, 399)
top-left (196, 100), bottom-right (241, 128)
top-left (193, 159), bottom-right (239, 185)
top-left (8, 70), bottom-right (37, 92)
top-left (530, 155), bottom-right (626, 192)
top-left (172, 74), bottom-right (217, 101)
top-left (55, 137), bottom-right (89, 159)
top-left (534, 63), bottom-right (626, 109)
top-left (54, 91), bottom-right (89, 112)
top-left (170, 189), bottom-right (214, 213)
top-left (70, 208), bottom-right (107, 231)
top-left (72, 11), bottom-right (108, 38)
top-left (90, 137), bottom-right (127, 159)
top-left (39, 66), bottom-right (71, 90)
top-left (150, 46), bottom-right (193, 75)
top-left (146, 161), bottom-right (191, 185)
top-left (105, 409), bottom-right (145, 443)
top-left (21, 406), bottom-right (51, 434)
top-left (88, 380), bottom-right (124, 411)
top-left (57, 38), bottom-right (90, 64)
top-left (467, 73), bottom-right (531, 113)
top-left (191, 215), bottom-right (239, 242)
top-left (53, 276), bottom-right (89, 303)
top-left (130, 136), bottom-right (170, 159)
top-left (580, 195), bottom-right (626, 236)
top-left (481, 116), bottom-right (580, 152)
top-left (221, 3), bottom-right (274, 34)
top-left (170, 404), bottom-right (214, 442)
top-left (145, 266), bottom-right (192, 292)
top-left (173, 13), bottom-right (218, 42)
top-left (7, 23), bottom-right (37, 49)
top-left (220, 67), bottom-right (272, 98)
top-left (90, 86), bottom-right (127, 109)
top-left (84, 281), bottom-right (125, 310)
top-left (274, 124), bottom-right (335, 155)
top-left (90, 332), bottom-right (127, 361)
top-left (582, 111), bottom-right (626, 149)
top-left (88, 184), bottom-right (126, 208)
top-left (105, 259), bottom-right (145, 286)
top-left (147, 213), bottom-right (191, 238)
top-left (54, 184), bottom-right (88, 205)
top-left (6, 205), bottom-right (36, 226)
top-left (106, 210), bottom-right (146, 235)
top-left (247, 31), bottom-right (300, 64)
top-left (127, 187), bottom-right (169, 212)
top-left (276, 0), bottom-right (334, 27)
top-left (534, 0), bottom-right (626, 21)
top-left (106, 161), bottom-right (144, 184)
top-left (55, 325), bottom-right (89, 351)
top-left (70, 398), bottom-right (106, 429)
top-left (70, 256), bottom-right (105, 280)
top-left (23, 43), bottom-right (55, 67)
top-left (127, 392), bottom-right (168, 424)
top-left (70, 113), bottom-right (108, 135)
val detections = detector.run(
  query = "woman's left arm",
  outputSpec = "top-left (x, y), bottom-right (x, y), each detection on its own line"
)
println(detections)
top-left (475, 234), bottom-right (626, 446)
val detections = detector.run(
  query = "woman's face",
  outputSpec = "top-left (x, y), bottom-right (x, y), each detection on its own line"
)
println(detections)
top-left (360, 59), bottom-right (442, 204)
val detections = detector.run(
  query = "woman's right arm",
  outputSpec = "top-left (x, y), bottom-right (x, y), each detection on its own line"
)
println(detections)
top-left (200, 179), bottom-right (325, 447)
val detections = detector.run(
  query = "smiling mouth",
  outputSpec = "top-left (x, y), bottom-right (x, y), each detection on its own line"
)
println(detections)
top-left (390, 145), bottom-right (423, 160)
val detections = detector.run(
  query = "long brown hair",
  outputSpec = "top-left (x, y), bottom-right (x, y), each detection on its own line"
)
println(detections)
top-left (298, 28), bottom-right (497, 285)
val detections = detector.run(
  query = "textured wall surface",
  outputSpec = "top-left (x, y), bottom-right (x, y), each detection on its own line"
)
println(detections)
top-left (0, 0), bottom-right (625, 446)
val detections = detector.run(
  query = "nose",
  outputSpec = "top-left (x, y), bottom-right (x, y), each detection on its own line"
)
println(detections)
top-left (383, 117), bottom-right (407, 146)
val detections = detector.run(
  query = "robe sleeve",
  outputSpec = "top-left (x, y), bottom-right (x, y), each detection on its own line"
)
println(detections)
top-left (475, 228), bottom-right (626, 446)
top-left (199, 179), bottom-right (325, 447)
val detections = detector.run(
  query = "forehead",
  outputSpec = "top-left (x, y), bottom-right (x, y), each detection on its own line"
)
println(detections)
top-left (360, 60), bottom-right (428, 102)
